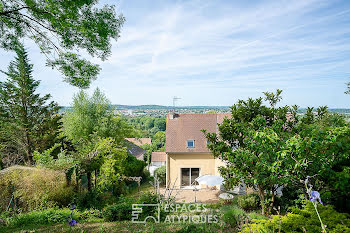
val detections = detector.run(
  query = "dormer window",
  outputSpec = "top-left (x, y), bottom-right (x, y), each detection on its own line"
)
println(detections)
top-left (187, 140), bottom-right (195, 148)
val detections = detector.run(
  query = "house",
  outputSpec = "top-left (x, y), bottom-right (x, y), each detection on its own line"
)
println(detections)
top-left (125, 138), bottom-right (152, 161)
top-left (125, 138), bottom-right (152, 146)
top-left (149, 152), bottom-right (166, 176)
top-left (165, 112), bottom-right (230, 189)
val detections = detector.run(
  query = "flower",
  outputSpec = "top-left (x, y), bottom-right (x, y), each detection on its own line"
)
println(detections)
top-left (69, 220), bottom-right (77, 226)
top-left (310, 191), bottom-right (323, 205)
top-left (70, 205), bottom-right (76, 210)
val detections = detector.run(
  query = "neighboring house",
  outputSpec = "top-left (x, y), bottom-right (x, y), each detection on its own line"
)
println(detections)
top-left (149, 152), bottom-right (166, 176)
top-left (165, 112), bottom-right (230, 189)
top-left (125, 138), bottom-right (151, 161)
top-left (125, 138), bottom-right (152, 146)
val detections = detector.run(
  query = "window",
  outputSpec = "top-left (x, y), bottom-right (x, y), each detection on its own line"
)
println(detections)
top-left (187, 140), bottom-right (195, 148)
top-left (181, 168), bottom-right (200, 186)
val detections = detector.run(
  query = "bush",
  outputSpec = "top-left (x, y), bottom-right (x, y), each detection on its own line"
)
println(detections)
top-left (176, 224), bottom-right (218, 233)
top-left (221, 205), bottom-right (247, 229)
top-left (237, 193), bottom-right (260, 211)
top-left (241, 202), bottom-right (350, 233)
top-left (103, 196), bottom-right (134, 222)
top-left (4, 208), bottom-right (78, 227)
top-left (124, 153), bottom-right (146, 177)
top-left (0, 166), bottom-right (75, 211)
top-left (247, 212), bottom-right (269, 220)
top-left (154, 166), bottom-right (166, 185)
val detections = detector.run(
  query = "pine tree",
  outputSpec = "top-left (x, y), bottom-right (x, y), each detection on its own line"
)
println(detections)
top-left (0, 45), bottom-right (61, 166)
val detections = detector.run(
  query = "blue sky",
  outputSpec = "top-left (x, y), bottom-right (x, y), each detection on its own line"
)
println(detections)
top-left (0, 0), bottom-right (350, 107)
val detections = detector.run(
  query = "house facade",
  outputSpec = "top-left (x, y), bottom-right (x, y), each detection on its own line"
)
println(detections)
top-left (165, 113), bottom-right (229, 189)
top-left (149, 152), bottom-right (166, 176)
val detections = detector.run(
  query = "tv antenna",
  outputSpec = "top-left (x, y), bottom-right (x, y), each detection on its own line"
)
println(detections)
top-left (173, 96), bottom-right (181, 109)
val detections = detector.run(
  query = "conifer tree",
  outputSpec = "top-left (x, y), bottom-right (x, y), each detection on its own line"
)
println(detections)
top-left (0, 45), bottom-right (61, 166)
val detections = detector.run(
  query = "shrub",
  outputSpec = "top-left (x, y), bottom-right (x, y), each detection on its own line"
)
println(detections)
top-left (103, 196), bottom-right (134, 222)
top-left (176, 224), bottom-right (218, 233)
top-left (247, 212), bottom-right (269, 220)
top-left (237, 193), bottom-right (260, 211)
top-left (154, 166), bottom-right (166, 185)
top-left (124, 153), bottom-right (146, 177)
top-left (5, 208), bottom-right (78, 227)
top-left (74, 189), bottom-right (104, 210)
top-left (241, 202), bottom-right (350, 233)
top-left (221, 205), bottom-right (247, 229)
top-left (0, 166), bottom-right (75, 211)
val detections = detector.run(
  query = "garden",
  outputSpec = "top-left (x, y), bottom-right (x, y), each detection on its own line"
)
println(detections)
top-left (0, 1), bottom-right (350, 232)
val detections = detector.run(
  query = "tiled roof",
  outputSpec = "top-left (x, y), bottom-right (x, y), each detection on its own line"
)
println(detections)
top-left (125, 140), bottom-right (146, 161)
top-left (151, 152), bottom-right (166, 162)
top-left (166, 113), bottom-right (230, 153)
top-left (125, 138), bottom-right (152, 146)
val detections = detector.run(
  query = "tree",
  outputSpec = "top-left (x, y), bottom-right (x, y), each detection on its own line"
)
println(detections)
top-left (0, 45), bottom-right (61, 166)
top-left (346, 80), bottom-right (350, 94)
top-left (62, 88), bottom-right (135, 191)
top-left (154, 117), bottom-right (166, 131)
top-left (204, 90), bottom-right (297, 214)
top-left (62, 88), bottom-right (134, 144)
top-left (0, 1), bottom-right (125, 88)
top-left (205, 90), bottom-right (350, 214)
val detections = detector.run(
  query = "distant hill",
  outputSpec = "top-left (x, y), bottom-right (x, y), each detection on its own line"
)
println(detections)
top-left (111, 104), bottom-right (230, 110)
top-left (59, 105), bottom-right (350, 113)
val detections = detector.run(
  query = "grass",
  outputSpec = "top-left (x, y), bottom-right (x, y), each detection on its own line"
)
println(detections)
top-left (0, 221), bottom-right (220, 233)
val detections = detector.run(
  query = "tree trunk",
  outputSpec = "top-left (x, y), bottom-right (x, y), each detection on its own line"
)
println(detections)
top-left (94, 170), bottom-right (97, 188)
top-left (87, 171), bottom-right (92, 191)
top-left (258, 185), bottom-right (266, 215)
top-left (270, 188), bottom-right (275, 214)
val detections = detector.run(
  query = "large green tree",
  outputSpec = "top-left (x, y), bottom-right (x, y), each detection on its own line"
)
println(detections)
top-left (0, 45), bottom-right (61, 166)
top-left (62, 88), bottom-right (136, 191)
top-left (205, 90), bottom-right (350, 214)
top-left (0, 0), bottom-right (125, 88)
top-left (205, 90), bottom-right (297, 214)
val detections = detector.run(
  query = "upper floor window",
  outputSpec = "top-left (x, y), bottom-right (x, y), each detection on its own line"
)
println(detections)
top-left (187, 140), bottom-right (195, 148)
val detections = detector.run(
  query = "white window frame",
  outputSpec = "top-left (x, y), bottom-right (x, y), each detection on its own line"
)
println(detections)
top-left (186, 139), bottom-right (195, 148)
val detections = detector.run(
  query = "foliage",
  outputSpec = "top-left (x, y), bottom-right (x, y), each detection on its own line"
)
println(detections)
top-left (62, 89), bottom-right (134, 192)
top-left (221, 205), bottom-right (247, 229)
top-left (94, 138), bottom-right (127, 191)
top-left (63, 89), bottom-right (134, 144)
top-left (176, 224), bottom-right (218, 233)
top-left (205, 89), bottom-right (350, 214)
top-left (74, 189), bottom-right (107, 210)
top-left (137, 192), bottom-right (164, 221)
top-left (2, 208), bottom-right (78, 228)
top-left (0, 166), bottom-right (75, 211)
top-left (103, 196), bottom-right (134, 221)
top-left (154, 166), bottom-right (166, 185)
top-left (241, 202), bottom-right (350, 233)
top-left (247, 212), bottom-right (269, 220)
top-left (127, 116), bottom-right (166, 138)
top-left (123, 153), bottom-right (146, 177)
top-left (237, 194), bottom-right (260, 211)
top-left (0, 45), bottom-right (61, 166)
top-left (0, 0), bottom-right (125, 87)
top-left (205, 89), bottom-right (297, 214)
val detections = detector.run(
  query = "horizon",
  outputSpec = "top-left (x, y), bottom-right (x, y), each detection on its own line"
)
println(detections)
top-left (0, 0), bottom-right (350, 108)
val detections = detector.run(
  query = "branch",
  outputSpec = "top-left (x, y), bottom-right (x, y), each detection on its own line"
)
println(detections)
top-left (18, 12), bottom-right (57, 33)
top-left (0, 6), bottom-right (29, 15)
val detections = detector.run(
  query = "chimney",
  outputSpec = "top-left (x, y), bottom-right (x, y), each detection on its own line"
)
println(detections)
top-left (169, 112), bottom-right (179, 119)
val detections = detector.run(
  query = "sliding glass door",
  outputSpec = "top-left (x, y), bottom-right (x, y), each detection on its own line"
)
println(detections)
top-left (181, 168), bottom-right (200, 187)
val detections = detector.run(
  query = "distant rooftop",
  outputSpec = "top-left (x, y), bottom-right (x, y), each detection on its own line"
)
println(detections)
top-left (125, 138), bottom-right (152, 146)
